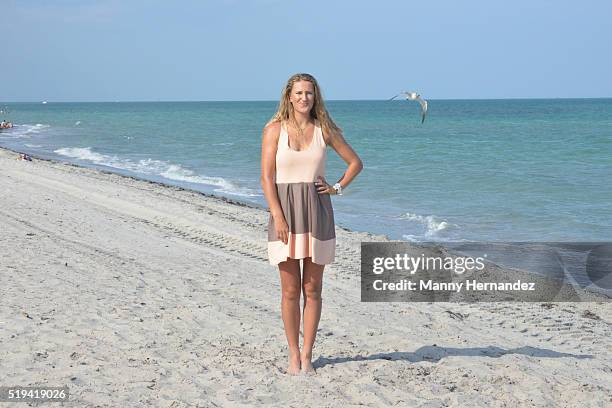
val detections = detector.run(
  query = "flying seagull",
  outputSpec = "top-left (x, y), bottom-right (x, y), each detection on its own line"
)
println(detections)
top-left (389, 91), bottom-right (428, 123)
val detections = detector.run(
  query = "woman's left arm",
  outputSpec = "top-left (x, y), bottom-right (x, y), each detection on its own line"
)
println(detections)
top-left (316, 131), bottom-right (363, 195)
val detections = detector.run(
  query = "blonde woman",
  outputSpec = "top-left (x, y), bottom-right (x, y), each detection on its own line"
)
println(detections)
top-left (261, 73), bottom-right (363, 375)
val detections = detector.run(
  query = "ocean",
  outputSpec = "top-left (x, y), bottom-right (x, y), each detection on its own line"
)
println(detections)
top-left (1, 99), bottom-right (611, 242)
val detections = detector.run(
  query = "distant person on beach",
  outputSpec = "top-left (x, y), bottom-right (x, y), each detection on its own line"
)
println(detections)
top-left (261, 73), bottom-right (363, 375)
top-left (1, 121), bottom-right (13, 129)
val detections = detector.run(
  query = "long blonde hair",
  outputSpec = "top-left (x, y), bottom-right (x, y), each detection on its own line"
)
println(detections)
top-left (267, 73), bottom-right (342, 141)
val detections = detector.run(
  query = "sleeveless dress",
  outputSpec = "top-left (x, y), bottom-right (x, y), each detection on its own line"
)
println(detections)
top-left (267, 120), bottom-right (336, 265)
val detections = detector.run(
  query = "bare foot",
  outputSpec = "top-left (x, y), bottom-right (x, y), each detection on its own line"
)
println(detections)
top-left (300, 353), bottom-right (316, 375)
top-left (287, 353), bottom-right (301, 375)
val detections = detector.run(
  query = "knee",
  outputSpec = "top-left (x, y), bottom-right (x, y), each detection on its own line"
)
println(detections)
top-left (302, 281), bottom-right (322, 301)
top-left (282, 285), bottom-right (301, 302)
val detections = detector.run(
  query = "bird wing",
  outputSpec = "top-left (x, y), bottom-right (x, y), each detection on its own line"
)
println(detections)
top-left (415, 96), bottom-right (428, 123)
top-left (415, 96), bottom-right (428, 112)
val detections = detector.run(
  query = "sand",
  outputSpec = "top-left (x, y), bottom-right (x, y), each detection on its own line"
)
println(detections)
top-left (1, 147), bottom-right (610, 407)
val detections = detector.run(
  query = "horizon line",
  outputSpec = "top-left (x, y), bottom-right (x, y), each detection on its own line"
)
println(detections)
top-left (1, 96), bottom-right (611, 104)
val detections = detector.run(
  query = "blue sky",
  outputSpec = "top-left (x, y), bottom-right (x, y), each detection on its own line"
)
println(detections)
top-left (3, 0), bottom-right (611, 101)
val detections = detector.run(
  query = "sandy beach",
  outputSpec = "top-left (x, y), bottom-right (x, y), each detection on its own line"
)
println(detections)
top-left (1, 146), bottom-right (611, 407)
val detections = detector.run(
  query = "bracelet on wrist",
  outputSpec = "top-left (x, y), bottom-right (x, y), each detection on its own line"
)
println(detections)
top-left (332, 183), bottom-right (343, 196)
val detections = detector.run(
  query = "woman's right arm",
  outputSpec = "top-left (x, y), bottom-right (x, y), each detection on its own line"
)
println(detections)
top-left (260, 122), bottom-right (289, 244)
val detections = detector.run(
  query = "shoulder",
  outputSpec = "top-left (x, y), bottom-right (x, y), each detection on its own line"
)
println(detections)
top-left (321, 126), bottom-right (345, 147)
top-left (264, 120), bottom-right (281, 133)
top-left (262, 120), bottom-right (282, 146)
top-left (263, 121), bottom-right (281, 138)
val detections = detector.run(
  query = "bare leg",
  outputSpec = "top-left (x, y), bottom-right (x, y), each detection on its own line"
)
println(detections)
top-left (301, 257), bottom-right (324, 373)
top-left (279, 259), bottom-right (302, 375)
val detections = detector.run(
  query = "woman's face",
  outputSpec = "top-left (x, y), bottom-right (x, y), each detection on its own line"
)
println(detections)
top-left (289, 80), bottom-right (315, 116)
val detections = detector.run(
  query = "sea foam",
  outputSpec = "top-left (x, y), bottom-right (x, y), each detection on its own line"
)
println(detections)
top-left (53, 147), bottom-right (259, 197)
top-left (0, 123), bottom-right (50, 139)
top-left (399, 212), bottom-right (457, 240)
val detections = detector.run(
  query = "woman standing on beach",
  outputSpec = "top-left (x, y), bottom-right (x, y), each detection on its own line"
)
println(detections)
top-left (261, 73), bottom-right (363, 375)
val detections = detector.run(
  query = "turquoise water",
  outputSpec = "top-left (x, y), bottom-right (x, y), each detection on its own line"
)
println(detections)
top-left (1, 99), bottom-right (611, 242)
